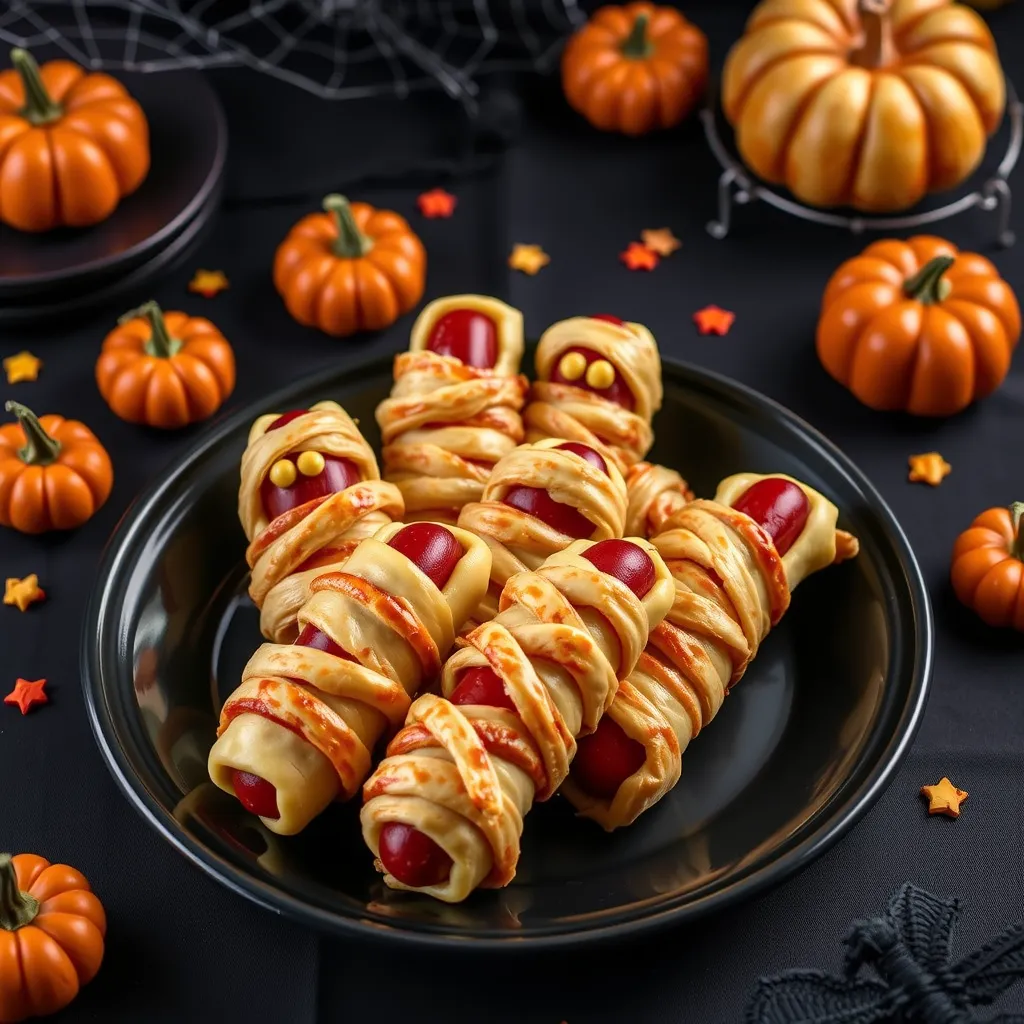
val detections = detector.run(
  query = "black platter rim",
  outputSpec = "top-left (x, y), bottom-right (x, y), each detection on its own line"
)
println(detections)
top-left (81, 353), bottom-right (933, 950)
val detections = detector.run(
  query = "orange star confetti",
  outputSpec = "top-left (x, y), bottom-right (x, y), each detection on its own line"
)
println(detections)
top-left (188, 268), bottom-right (229, 298)
top-left (693, 305), bottom-right (736, 336)
top-left (508, 244), bottom-right (550, 276)
top-left (4, 574), bottom-right (45, 612)
top-left (908, 452), bottom-right (951, 486)
top-left (417, 188), bottom-right (457, 218)
top-left (3, 351), bottom-right (41, 384)
top-left (641, 227), bottom-right (681, 256)
top-left (620, 242), bottom-right (659, 271)
top-left (4, 677), bottom-right (48, 715)
top-left (920, 777), bottom-right (968, 818)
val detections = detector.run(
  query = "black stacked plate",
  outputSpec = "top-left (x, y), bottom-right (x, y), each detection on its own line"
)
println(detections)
top-left (0, 68), bottom-right (227, 325)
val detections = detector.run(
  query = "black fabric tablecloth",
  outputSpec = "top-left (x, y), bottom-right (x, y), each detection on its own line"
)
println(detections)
top-left (3, 3), bottom-right (1024, 1021)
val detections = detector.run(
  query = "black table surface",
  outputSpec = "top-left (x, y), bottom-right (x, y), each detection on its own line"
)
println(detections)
top-left (3, 3), bottom-right (1024, 1021)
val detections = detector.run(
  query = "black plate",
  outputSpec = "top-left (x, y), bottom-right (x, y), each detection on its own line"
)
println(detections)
top-left (82, 355), bottom-right (932, 949)
top-left (0, 68), bottom-right (226, 306)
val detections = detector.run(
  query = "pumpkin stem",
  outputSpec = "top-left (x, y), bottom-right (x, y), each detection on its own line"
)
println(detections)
top-left (10, 48), bottom-right (63, 126)
top-left (850, 0), bottom-right (896, 69)
top-left (323, 194), bottom-right (374, 259)
top-left (5, 402), bottom-right (61, 466)
top-left (119, 300), bottom-right (181, 358)
top-left (904, 255), bottom-right (955, 304)
top-left (620, 13), bottom-right (653, 59)
top-left (1011, 503), bottom-right (1024, 560)
top-left (0, 855), bottom-right (39, 932)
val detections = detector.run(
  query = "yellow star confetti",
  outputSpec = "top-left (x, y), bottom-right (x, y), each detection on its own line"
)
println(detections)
top-left (188, 269), bottom-right (230, 298)
top-left (508, 244), bottom-right (550, 276)
top-left (4, 574), bottom-right (45, 612)
top-left (3, 351), bottom-right (41, 384)
top-left (908, 452), bottom-right (951, 486)
top-left (641, 227), bottom-right (681, 256)
top-left (920, 777), bottom-right (968, 818)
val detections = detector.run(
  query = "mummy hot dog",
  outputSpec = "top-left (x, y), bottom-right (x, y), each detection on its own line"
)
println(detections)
top-left (457, 438), bottom-right (628, 622)
top-left (376, 295), bottom-right (528, 524)
top-left (525, 314), bottom-right (663, 474)
top-left (239, 401), bottom-right (404, 643)
top-left (563, 473), bottom-right (860, 829)
top-left (624, 461), bottom-right (694, 537)
top-left (209, 521), bottom-right (491, 835)
top-left (361, 537), bottom-right (675, 902)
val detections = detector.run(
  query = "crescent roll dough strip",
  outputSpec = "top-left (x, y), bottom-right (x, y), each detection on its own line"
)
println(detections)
top-left (525, 316), bottom-right (662, 473)
top-left (625, 461), bottom-right (694, 537)
top-left (238, 400), bottom-right (404, 643)
top-left (376, 295), bottom-right (528, 523)
top-left (208, 522), bottom-right (491, 836)
top-left (362, 538), bottom-right (676, 902)
top-left (457, 438), bottom-right (628, 622)
top-left (562, 474), bottom-right (860, 830)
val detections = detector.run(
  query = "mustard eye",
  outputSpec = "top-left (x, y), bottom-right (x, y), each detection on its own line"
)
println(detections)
top-left (558, 351), bottom-right (587, 381)
top-left (269, 459), bottom-right (297, 488)
top-left (297, 450), bottom-right (326, 477)
top-left (585, 359), bottom-right (615, 390)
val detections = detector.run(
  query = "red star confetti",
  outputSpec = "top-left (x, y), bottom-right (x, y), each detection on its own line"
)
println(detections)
top-left (417, 188), bottom-right (457, 218)
top-left (641, 228), bottom-right (681, 256)
top-left (188, 269), bottom-right (230, 298)
top-left (693, 305), bottom-right (736, 336)
top-left (620, 242), bottom-right (659, 271)
top-left (4, 677), bottom-right (48, 715)
top-left (4, 574), bottom-right (45, 612)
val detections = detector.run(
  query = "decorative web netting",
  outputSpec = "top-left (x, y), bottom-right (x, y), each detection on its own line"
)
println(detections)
top-left (0, 0), bottom-right (583, 107)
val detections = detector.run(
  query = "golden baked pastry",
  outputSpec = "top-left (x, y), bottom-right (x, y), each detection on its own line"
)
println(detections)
top-left (376, 295), bottom-right (528, 523)
top-left (563, 473), bottom-right (859, 829)
top-left (238, 400), bottom-right (403, 643)
top-left (361, 537), bottom-right (675, 902)
top-left (208, 521), bottom-right (491, 836)
top-left (624, 460), bottom-right (693, 537)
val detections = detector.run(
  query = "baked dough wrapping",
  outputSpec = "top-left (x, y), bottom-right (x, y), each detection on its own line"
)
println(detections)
top-left (239, 400), bottom-right (404, 643)
top-left (457, 438), bottom-right (628, 622)
top-left (525, 316), bottom-right (662, 473)
top-left (561, 473), bottom-right (860, 830)
top-left (361, 537), bottom-right (675, 902)
top-left (624, 461), bottom-right (694, 537)
top-left (376, 295), bottom-right (528, 523)
top-left (209, 522), bottom-right (492, 836)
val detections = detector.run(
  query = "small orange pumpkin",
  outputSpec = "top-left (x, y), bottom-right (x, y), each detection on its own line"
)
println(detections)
top-left (817, 236), bottom-right (1021, 417)
top-left (0, 48), bottom-right (149, 232)
top-left (952, 504), bottom-right (1024, 631)
top-left (96, 301), bottom-right (236, 429)
top-left (0, 402), bottom-right (113, 534)
top-left (0, 852), bottom-right (106, 1023)
top-left (561, 3), bottom-right (708, 135)
top-left (273, 194), bottom-right (426, 337)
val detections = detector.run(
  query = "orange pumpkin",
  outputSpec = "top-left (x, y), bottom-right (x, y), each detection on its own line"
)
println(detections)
top-left (96, 301), bottom-right (236, 429)
top-left (0, 402), bottom-right (113, 534)
top-left (952, 504), bottom-right (1024, 630)
top-left (817, 236), bottom-right (1021, 416)
top-left (0, 852), bottom-right (106, 1024)
top-left (273, 194), bottom-right (426, 337)
top-left (561, 3), bottom-right (708, 135)
top-left (722, 0), bottom-right (1005, 212)
top-left (0, 48), bottom-right (149, 232)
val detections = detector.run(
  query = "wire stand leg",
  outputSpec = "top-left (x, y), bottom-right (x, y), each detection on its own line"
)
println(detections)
top-left (985, 179), bottom-right (1015, 249)
top-left (707, 168), bottom-right (739, 240)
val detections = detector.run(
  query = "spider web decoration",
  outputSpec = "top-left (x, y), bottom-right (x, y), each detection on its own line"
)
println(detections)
top-left (0, 0), bottom-right (584, 109)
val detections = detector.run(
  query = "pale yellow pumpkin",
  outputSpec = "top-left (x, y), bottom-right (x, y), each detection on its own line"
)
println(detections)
top-left (722, 0), bottom-right (1006, 212)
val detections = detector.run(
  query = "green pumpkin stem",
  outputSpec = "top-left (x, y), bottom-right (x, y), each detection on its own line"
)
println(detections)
top-left (5, 402), bottom-right (61, 466)
top-left (850, 0), bottom-right (895, 69)
top-left (620, 14), bottom-right (652, 59)
top-left (120, 300), bottom-right (180, 358)
top-left (0, 855), bottom-right (39, 932)
top-left (323, 194), bottom-right (373, 259)
top-left (10, 48), bottom-right (63, 126)
top-left (1011, 503), bottom-right (1024, 561)
top-left (904, 255), bottom-right (955, 305)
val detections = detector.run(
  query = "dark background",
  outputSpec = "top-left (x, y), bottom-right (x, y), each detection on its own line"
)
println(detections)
top-left (2, 2), bottom-right (1023, 1021)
